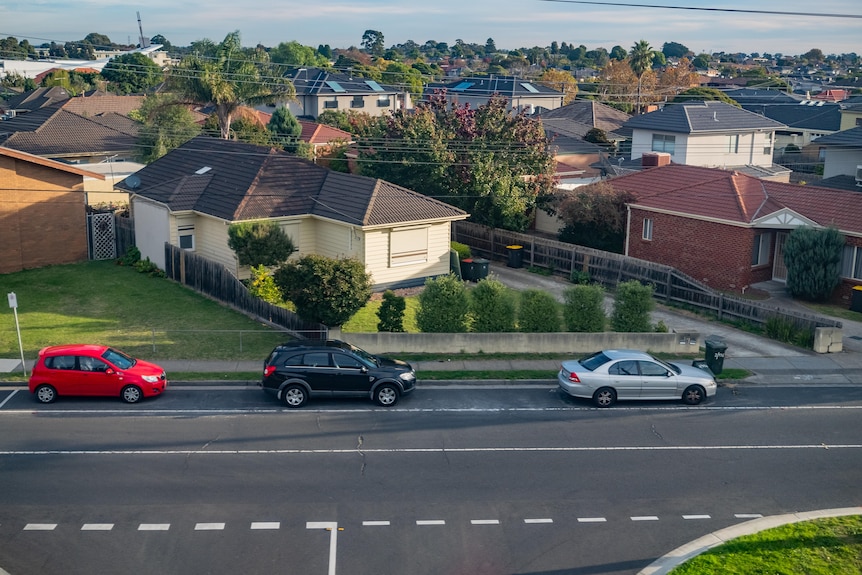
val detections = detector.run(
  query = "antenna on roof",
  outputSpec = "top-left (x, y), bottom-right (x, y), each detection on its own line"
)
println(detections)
top-left (137, 12), bottom-right (149, 48)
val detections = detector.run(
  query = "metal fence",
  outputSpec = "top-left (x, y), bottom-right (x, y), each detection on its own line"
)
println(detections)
top-left (163, 244), bottom-right (328, 339)
top-left (453, 220), bottom-right (841, 333)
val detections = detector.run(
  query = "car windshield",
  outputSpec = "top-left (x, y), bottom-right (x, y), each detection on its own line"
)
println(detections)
top-left (579, 351), bottom-right (611, 372)
top-left (348, 344), bottom-right (379, 368)
top-left (102, 348), bottom-right (136, 369)
top-left (651, 355), bottom-right (681, 375)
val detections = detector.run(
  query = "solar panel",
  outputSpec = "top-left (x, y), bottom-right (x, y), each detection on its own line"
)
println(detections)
top-left (451, 81), bottom-right (475, 91)
top-left (325, 81), bottom-right (346, 93)
top-left (520, 83), bottom-right (540, 93)
top-left (365, 80), bottom-right (385, 92)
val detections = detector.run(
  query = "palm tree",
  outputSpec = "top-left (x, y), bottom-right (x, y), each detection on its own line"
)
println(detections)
top-left (168, 31), bottom-right (295, 139)
top-left (629, 40), bottom-right (655, 115)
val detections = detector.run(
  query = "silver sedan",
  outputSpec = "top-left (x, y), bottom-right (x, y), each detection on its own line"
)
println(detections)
top-left (558, 349), bottom-right (717, 408)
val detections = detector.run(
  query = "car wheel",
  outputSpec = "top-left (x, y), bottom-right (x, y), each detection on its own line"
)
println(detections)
top-left (35, 384), bottom-right (57, 404)
top-left (375, 384), bottom-right (399, 407)
top-left (593, 387), bottom-right (616, 408)
top-left (683, 385), bottom-right (706, 405)
top-left (282, 384), bottom-right (307, 408)
top-left (121, 385), bottom-right (143, 404)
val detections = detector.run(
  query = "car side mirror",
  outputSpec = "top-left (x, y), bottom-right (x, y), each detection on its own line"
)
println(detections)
top-left (105, 368), bottom-right (116, 375)
top-left (360, 366), bottom-right (368, 373)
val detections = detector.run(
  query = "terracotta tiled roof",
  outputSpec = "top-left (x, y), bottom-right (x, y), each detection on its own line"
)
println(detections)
top-left (609, 163), bottom-right (862, 235)
top-left (63, 94), bottom-right (144, 117)
top-left (298, 120), bottom-right (352, 145)
top-left (117, 136), bottom-right (467, 225)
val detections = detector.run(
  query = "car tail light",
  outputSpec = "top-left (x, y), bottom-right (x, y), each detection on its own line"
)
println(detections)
top-left (263, 365), bottom-right (277, 377)
top-left (567, 371), bottom-right (581, 383)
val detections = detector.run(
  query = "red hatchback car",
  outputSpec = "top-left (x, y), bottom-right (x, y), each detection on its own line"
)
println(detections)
top-left (29, 345), bottom-right (167, 404)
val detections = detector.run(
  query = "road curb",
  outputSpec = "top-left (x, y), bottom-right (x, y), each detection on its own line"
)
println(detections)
top-left (636, 507), bottom-right (862, 575)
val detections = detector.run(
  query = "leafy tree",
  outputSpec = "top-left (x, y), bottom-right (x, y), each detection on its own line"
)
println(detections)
top-left (248, 264), bottom-right (282, 304)
top-left (598, 59), bottom-right (638, 113)
top-left (361, 30), bottom-right (385, 57)
top-left (377, 290), bottom-right (406, 332)
top-left (485, 38), bottom-right (497, 54)
top-left (318, 44), bottom-right (333, 59)
top-left (359, 92), bottom-right (556, 232)
top-left (661, 42), bottom-right (692, 59)
top-left (518, 289), bottom-right (561, 332)
top-left (555, 181), bottom-right (636, 253)
top-left (538, 69), bottom-right (578, 104)
top-left (692, 53), bottom-right (711, 69)
top-left (658, 57), bottom-right (700, 98)
top-left (563, 285), bottom-right (606, 332)
top-left (150, 35), bottom-right (172, 50)
top-left (270, 41), bottom-right (330, 67)
top-left (610, 45), bottom-right (627, 61)
top-left (227, 221), bottom-right (296, 267)
top-left (101, 53), bottom-right (163, 94)
top-left (416, 274), bottom-right (469, 333)
top-left (167, 31), bottom-right (294, 139)
top-left (470, 278), bottom-right (517, 332)
top-left (672, 87), bottom-right (741, 107)
top-left (629, 40), bottom-right (655, 115)
top-left (783, 227), bottom-right (844, 301)
top-left (84, 33), bottom-right (113, 49)
top-left (802, 48), bottom-right (824, 63)
top-left (267, 105), bottom-right (302, 151)
top-left (130, 94), bottom-right (201, 163)
top-left (203, 113), bottom-right (273, 145)
top-left (611, 280), bottom-right (654, 332)
top-left (274, 255), bottom-right (372, 327)
top-left (584, 128), bottom-right (610, 145)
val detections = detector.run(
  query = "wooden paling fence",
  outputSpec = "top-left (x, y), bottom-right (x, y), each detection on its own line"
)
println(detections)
top-left (164, 244), bottom-right (327, 339)
top-left (453, 221), bottom-right (841, 332)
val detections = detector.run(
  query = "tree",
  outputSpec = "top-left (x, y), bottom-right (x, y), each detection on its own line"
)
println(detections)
top-left (361, 30), bottom-right (385, 57)
top-left (538, 69), bottom-right (578, 104)
top-left (802, 48), bottom-right (824, 64)
top-left (129, 94), bottom-right (201, 163)
top-left (274, 255), bottom-right (372, 327)
top-left (485, 38), bottom-right (497, 54)
top-left (270, 41), bottom-right (330, 67)
top-left (563, 285), bottom-right (606, 332)
top-left (661, 42), bottom-right (692, 59)
top-left (150, 35), bottom-right (172, 50)
top-left (554, 180), bottom-right (636, 253)
top-left (267, 105), bottom-right (302, 151)
top-left (167, 31), bottom-right (294, 139)
top-left (610, 45), bottom-right (627, 61)
top-left (783, 227), bottom-right (844, 301)
top-left (692, 53), bottom-right (711, 69)
top-left (672, 87), bottom-right (740, 107)
top-left (658, 57), bottom-right (700, 99)
top-left (416, 274), bottom-right (469, 333)
top-left (377, 291), bottom-right (406, 332)
top-left (629, 40), bottom-right (655, 114)
top-left (101, 53), bottom-right (163, 94)
top-left (227, 221), bottom-right (296, 268)
top-left (584, 128), bottom-right (610, 145)
top-left (470, 277), bottom-right (516, 332)
top-left (611, 280), bottom-right (654, 332)
top-left (518, 290), bottom-right (561, 332)
top-left (598, 59), bottom-right (638, 113)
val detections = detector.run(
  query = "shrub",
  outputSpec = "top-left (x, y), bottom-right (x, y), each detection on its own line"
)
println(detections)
top-left (416, 274), bottom-right (469, 333)
top-left (133, 257), bottom-right (165, 278)
top-left (783, 226), bottom-right (844, 301)
top-left (563, 284), bottom-right (606, 332)
top-left (570, 269), bottom-right (591, 285)
top-left (611, 280), bottom-right (654, 332)
top-left (228, 221), bottom-right (296, 268)
top-left (451, 241), bottom-right (472, 260)
top-left (118, 246), bottom-right (141, 266)
top-left (377, 290), bottom-right (406, 332)
top-left (654, 320), bottom-right (669, 333)
top-left (248, 264), bottom-right (282, 304)
top-left (518, 289), bottom-right (561, 332)
top-left (764, 315), bottom-right (814, 348)
top-left (470, 277), bottom-right (517, 332)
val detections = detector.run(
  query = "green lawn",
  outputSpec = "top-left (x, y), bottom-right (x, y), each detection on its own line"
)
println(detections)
top-left (670, 515), bottom-right (862, 574)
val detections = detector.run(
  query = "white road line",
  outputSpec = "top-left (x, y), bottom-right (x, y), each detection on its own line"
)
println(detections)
top-left (524, 518), bottom-right (553, 524)
top-left (195, 523), bottom-right (225, 530)
top-left (577, 517), bottom-right (607, 523)
top-left (416, 520), bottom-right (446, 526)
top-left (81, 524), bottom-right (114, 531)
top-left (250, 522), bottom-right (280, 530)
top-left (735, 513), bottom-right (764, 519)
top-left (631, 516), bottom-right (660, 521)
top-left (138, 523), bottom-right (170, 531)
top-left (0, 390), bottom-right (18, 409)
top-left (1, 444), bottom-right (859, 456)
top-left (23, 524), bottom-right (56, 531)
top-left (362, 521), bottom-right (390, 526)
top-left (682, 515), bottom-right (711, 520)
top-left (471, 519), bottom-right (500, 525)
top-left (306, 522), bottom-right (338, 575)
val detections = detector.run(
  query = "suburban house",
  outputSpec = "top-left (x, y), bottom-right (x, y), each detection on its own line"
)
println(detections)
top-left (811, 126), bottom-right (862, 191)
top-left (604, 163), bottom-right (862, 304)
top-left (537, 99), bottom-right (632, 159)
top-left (0, 146), bottom-right (105, 274)
top-left (423, 76), bottom-right (564, 115)
top-left (839, 96), bottom-right (862, 130)
top-left (623, 100), bottom-right (791, 181)
top-left (263, 68), bottom-right (408, 119)
top-left (0, 86), bottom-right (71, 118)
top-left (115, 136), bottom-right (468, 290)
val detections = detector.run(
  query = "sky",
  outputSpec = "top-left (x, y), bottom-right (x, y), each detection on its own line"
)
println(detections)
top-left (2, 0), bottom-right (860, 57)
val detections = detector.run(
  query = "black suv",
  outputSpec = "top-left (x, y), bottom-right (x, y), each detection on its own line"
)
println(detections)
top-left (260, 339), bottom-right (416, 408)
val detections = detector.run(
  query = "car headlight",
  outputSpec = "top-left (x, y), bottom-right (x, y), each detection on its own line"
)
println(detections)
top-left (142, 375), bottom-right (160, 383)
top-left (400, 372), bottom-right (416, 381)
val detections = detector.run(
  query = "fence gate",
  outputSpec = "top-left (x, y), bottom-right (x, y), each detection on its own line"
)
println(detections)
top-left (87, 212), bottom-right (117, 260)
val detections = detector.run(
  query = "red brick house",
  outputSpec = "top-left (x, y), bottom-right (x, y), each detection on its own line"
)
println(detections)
top-left (607, 163), bottom-right (862, 305)
top-left (0, 147), bottom-right (104, 274)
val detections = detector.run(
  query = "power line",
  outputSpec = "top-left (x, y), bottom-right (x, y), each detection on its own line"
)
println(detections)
top-left (536, 0), bottom-right (862, 19)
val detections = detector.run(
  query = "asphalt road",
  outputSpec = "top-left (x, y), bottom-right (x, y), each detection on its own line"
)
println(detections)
top-left (1, 384), bottom-right (861, 575)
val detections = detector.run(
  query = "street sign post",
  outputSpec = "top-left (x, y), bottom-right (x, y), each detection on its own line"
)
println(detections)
top-left (7, 292), bottom-right (26, 378)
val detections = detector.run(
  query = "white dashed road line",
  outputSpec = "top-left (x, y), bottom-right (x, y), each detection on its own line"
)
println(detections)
top-left (195, 523), bottom-right (225, 530)
top-left (577, 517), bottom-right (607, 523)
top-left (682, 515), bottom-right (712, 520)
top-left (250, 522), bottom-right (280, 530)
top-left (81, 524), bottom-right (114, 531)
top-left (471, 519), bottom-right (500, 525)
top-left (23, 524), bottom-right (56, 531)
top-left (138, 524), bottom-right (170, 531)
top-left (631, 516), bottom-right (660, 521)
top-left (416, 520), bottom-right (446, 526)
top-left (524, 518), bottom-right (553, 524)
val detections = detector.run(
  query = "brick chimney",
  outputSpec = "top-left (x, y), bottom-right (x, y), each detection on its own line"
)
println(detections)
top-left (641, 152), bottom-right (671, 167)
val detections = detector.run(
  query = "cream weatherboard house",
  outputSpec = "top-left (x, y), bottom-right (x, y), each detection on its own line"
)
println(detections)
top-left (115, 136), bottom-right (468, 290)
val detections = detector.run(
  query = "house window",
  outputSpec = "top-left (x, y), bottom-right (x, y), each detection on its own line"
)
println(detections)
top-left (728, 134), bottom-right (739, 153)
top-left (178, 225), bottom-right (195, 250)
top-left (763, 146), bottom-right (772, 156)
top-left (350, 96), bottom-right (365, 109)
top-left (751, 232), bottom-right (771, 266)
top-left (856, 118), bottom-right (862, 127)
top-left (389, 227), bottom-right (428, 266)
top-left (324, 100), bottom-right (338, 109)
top-left (651, 134), bottom-right (675, 154)
top-left (841, 245), bottom-right (862, 280)
top-left (642, 218), bottom-right (653, 241)
top-left (377, 97), bottom-right (391, 107)
top-left (818, 147), bottom-right (826, 162)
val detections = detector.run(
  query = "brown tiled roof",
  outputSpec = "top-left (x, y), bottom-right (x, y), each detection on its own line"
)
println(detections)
top-left (63, 94), bottom-right (144, 117)
top-left (118, 136), bottom-right (467, 225)
top-left (298, 120), bottom-right (352, 144)
top-left (1, 86), bottom-right (70, 112)
top-left (609, 164), bottom-right (862, 235)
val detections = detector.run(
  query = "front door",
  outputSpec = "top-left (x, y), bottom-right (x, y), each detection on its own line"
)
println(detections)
top-left (773, 231), bottom-right (789, 282)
